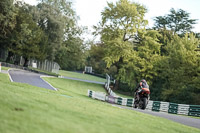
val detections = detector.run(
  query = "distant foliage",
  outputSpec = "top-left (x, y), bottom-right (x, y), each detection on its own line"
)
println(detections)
top-left (0, 0), bottom-right (86, 69)
top-left (159, 34), bottom-right (200, 104)
top-left (154, 8), bottom-right (197, 36)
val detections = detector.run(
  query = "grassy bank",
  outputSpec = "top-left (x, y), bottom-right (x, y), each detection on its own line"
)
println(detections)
top-left (59, 70), bottom-right (133, 98)
top-left (0, 73), bottom-right (199, 133)
top-left (59, 70), bottom-right (106, 83)
top-left (28, 67), bottom-right (60, 77)
top-left (1, 66), bottom-right (10, 71)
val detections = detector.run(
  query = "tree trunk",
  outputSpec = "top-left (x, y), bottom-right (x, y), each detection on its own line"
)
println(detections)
top-left (6, 51), bottom-right (14, 63)
top-left (113, 57), bottom-right (123, 90)
top-left (23, 57), bottom-right (29, 67)
top-left (114, 79), bottom-right (120, 90)
top-left (14, 55), bottom-right (20, 65)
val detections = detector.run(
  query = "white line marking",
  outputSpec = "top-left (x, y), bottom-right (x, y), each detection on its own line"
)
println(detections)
top-left (40, 75), bottom-right (58, 91)
top-left (8, 69), bottom-right (13, 82)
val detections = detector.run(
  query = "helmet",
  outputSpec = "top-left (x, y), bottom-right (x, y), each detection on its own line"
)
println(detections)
top-left (141, 79), bottom-right (146, 83)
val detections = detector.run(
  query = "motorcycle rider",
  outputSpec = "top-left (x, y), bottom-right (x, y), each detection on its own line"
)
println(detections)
top-left (134, 79), bottom-right (149, 102)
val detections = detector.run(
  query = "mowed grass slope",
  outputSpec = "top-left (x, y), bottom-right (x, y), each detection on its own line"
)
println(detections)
top-left (59, 70), bottom-right (106, 83)
top-left (1, 66), bottom-right (10, 71)
top-left (0, 73), bottom-right (199, 133)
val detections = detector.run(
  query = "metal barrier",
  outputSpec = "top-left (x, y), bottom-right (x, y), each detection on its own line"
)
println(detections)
top-left (146, 101), bottom-right (200, 117)
top-left (87, 90), bottom-right (134, 106)
top-left (28, 59), bottom-right (60, 74)
top-left (105, 74), bottom-right (118, 97)
top-left (88, 74), bottom-right (200, 117)
top-left (1, 62), bottom-right (24, 69)
top-left (1, 59), bottom-right (60, 74)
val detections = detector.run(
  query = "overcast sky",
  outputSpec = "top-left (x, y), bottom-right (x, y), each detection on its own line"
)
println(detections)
top-left (24, 0), bottom-right (200, 40)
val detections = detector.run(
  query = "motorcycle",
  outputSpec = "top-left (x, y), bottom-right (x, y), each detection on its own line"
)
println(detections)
top-left (134, 87), bottom-right (150, 110)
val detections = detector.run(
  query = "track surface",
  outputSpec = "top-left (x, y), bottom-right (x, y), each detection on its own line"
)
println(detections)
top-left (63, 76), bottom-right (105, 85)
top-left (5, 69), bottom-right (200, 129)
top-left (113, 104), bottom-right (200, 129)
top-left (8, 69), bottom-right (56, 90)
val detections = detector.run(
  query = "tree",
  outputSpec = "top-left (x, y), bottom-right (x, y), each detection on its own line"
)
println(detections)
top-left (86, 41), bottom-right (108, 74)
top-left (95, 0), bottom-right (147, 89)
top-left (154, 8), bottom-right (197, 36)
top-left (55, 36), bottom-right (86, 70)
top-left (0, 0), bottom-right (16, 39)
top-left (0, 0), bottom-right (86, 70)
top-left (28, 0), bottom-right (86, 70)
top-left (10, 3), bottom-right (48, 67)
top-left (118, 30), bottom-right (161, 91)
top-left (0, 0), bottom-right (17, 62)
top-left (158, 34), bottom-right (200, 104)
top-left (31, 0), bottom-right (77, 60)
top-left (153, 8), bottom-right (198, 56)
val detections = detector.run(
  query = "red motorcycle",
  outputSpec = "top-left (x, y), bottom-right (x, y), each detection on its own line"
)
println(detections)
top-left (134, 87), bottom-right (150, 109)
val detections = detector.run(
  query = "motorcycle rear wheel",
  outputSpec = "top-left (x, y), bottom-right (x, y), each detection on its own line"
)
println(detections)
top-left (133, 104), bottom-right (138, 108)
top-left (141, 98), bottom-right (147, 110)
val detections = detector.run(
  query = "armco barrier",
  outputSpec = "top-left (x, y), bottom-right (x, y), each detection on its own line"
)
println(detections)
top-left (168, 103), bottom-right (178, 114)
top-left (87, 90), bottom-right (106, 101)
top-left (146, 100), bottom-right (153, 110)
top-left (189, 105), bottom-right (200, 117)
top-left (160, 102), bottom-right (169, 112)
top-left (152, 101), bottom-right (160, 112)
top-left (127, 99), bottom-right (134, 107)
top-left (94, 92), bottom-right (106, 101)
top-left (88, 74), bottom-right (200, 117)
top-left (115, 97), bottom-right (128, 106)
top-left (178, 104), bottom-right (189, 115)
top-left (87, 89), bottom-right (200, 117)
top-left (87, 90), bottom-right (134, 106)
top-left (146, 100), bottom-right (198, 116)
top-left (105, 74), bottom-right (119, 97)
top-left (107, 95), bottom-right (115, 103)
top-left (88, 90), bottom-right (94, 98)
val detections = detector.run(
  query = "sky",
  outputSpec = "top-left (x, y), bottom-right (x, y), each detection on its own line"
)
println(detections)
top-left (24, 0), bottom-right (200, 40)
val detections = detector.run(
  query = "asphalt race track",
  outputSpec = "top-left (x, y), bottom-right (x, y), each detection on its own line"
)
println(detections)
top-left (63, 76), bottom-right (105, 85)
top-left (113, 104), bottom-right (200, 129)
top-left (8, 69), bottom-right (56, 91)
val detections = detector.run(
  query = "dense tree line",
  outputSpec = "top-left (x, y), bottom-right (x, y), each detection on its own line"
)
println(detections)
top-left (0, 0), bottom-right (86, 70)
top-left (89, 0), bottom-right (200, 104)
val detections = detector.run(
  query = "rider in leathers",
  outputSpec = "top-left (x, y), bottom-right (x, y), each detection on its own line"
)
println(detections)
top-left (134, 79), bottom-right (149, 102)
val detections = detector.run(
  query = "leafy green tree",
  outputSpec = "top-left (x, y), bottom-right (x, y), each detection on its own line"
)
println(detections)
top-left (55, 36), bottom-right (85, 70)
top-left (10, 3), bottom-right (48, 66)
top-left (0, 0), bottom-right (17, 61)
top-left (31, 0), bottom-right (77, 60)
top-left (0, 0), bottom-right (16, 39)
top-left (0, 0), bottom-right (85, 70)
top-left (153, 8), bottom-right (198, 57)
top-left (158, 34), bottom-right (200, 104)
top-left (118, 30), bottom-right (161, 90)
top-left (154, 8), bottom-right (197, 36)
top-left (28, 0), bottom-right (86, 70)
top-left (95, 0), bottom-right (147, 89)
top-left (86, 41), bottom-right (108, 74)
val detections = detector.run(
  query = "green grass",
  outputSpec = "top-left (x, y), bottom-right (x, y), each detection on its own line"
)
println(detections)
top-left (59, 70), bottom-right (106, 83)
top-left (113, 90), bottom-right (133, 98)
top-left (1, 66), bottom-right (10, 71)
top-left (0, 73), bottom-right (200, 133)
top-left (28, 67), bottom-right (60, 77)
